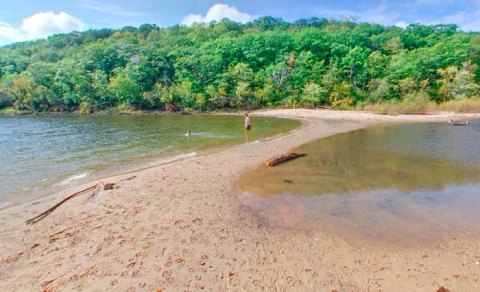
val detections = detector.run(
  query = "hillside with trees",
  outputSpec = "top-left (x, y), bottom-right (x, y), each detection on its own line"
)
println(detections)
top-left (0, 17), bottom-right (479, 113)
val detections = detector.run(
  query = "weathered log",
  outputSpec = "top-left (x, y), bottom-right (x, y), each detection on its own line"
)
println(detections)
top-left (26, 184), bottom-right (99, 225)
top-left (448, 119), bottom-right (469, 126)
top-left (265, 152), bottom-right (306, 167)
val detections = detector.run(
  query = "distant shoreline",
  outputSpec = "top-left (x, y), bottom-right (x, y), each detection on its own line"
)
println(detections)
top-left (2, 106), bottom-right (480, 117)
top-left (0, 108), bottom-right (219, 116)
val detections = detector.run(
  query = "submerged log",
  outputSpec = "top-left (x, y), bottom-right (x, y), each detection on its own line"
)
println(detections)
top-left (265, 152), bottom-right (306, 167)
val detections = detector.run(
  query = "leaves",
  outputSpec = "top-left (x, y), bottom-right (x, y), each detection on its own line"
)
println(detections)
top-left (0, 18), bottom-right (478, 112)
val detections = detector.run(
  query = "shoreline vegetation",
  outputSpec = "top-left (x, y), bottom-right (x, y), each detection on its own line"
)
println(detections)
top-left (2, 96), bottom-right (480, 116)
top-left (1, 17), bottom-right (480, 116)
top-left (1, 109), bottom-right (480, 291)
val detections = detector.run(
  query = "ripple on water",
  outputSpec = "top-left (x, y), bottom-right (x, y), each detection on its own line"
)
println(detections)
top-left (0, 115), bottom-right (300, 208)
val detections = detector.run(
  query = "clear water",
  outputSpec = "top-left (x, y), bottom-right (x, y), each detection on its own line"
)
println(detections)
top-left (0, 114), bottom-right (300, 208)
top-left (237, 120), bottom-right (480, 246)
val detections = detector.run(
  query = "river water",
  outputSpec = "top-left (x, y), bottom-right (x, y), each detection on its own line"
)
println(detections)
top-left (0, 114), bottom-right (300, 209)
top-left (237, 120), bottom-right (480, 246)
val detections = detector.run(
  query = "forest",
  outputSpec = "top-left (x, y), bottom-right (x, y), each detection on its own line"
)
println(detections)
top-left (0, 17), bottom-right (479, 113)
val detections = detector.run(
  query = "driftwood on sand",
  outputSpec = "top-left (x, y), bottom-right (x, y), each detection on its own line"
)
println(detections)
top-left (448, 119), bottom-right (469, 126)
top-left (25, 182), bottom-right (116, 225)
top-left (26, 184), bottom-right (98, 225)
top-left (265, 152), bottom-right (306, 167)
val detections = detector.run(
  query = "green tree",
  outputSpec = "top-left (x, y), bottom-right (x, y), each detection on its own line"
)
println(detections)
top-left (301, 82), bottom-right (327, 106)
top-left (0, 17), bottom-right (479, 112)
top-left (341, 46), bottom-right (371, 90)
top-left (398, 77), bottom-right (417, 98)
top-left (170, 81), bottom-right (194, 109)
top-left (235, 81), bottom-right (253, 109)
top-left (331, 82), bottom-right (354, 108)
top-left (437, 66), bottom-right (458, 101)
top-left (368, 78), bottom-right (391, 102)
top-left (451, 62), bottom-right (479, 99)
top-left (384, 36), bottom-right (404, 55)
top-left (108, 73), bottom-right (141, 107)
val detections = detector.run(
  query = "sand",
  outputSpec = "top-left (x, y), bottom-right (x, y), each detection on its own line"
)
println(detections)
top-left (1, 109), bottom-right (480, 291)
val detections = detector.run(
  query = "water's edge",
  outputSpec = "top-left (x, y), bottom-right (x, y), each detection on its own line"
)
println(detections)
top-left (0, 116), bottom-right (304, 211)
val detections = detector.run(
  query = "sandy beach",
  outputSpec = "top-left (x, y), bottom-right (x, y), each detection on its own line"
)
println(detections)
top-left (1, 109), bottom-right (480, 291)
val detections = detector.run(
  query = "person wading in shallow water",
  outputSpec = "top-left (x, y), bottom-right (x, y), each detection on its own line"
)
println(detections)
top-left (244, 112), bottom-right (251, 142)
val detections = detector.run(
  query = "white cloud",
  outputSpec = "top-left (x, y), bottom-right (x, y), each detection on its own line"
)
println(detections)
top-left (181, 3), bottom-right (254, 25)
top-left (395, 21), bottom-right (409, 28)
top-left (313, 4), bottom-right (402, 26)
top-left (0, 22), bottom-right (25, 43)
top-left (312, 2), bottom-right (480, 31)
top-left (434, 10), bottom-right (480, 31)
top-left (182, 14), bottom-right (205, 25)
top-left (22, 12), bottom-right (86, 38)
top-left (0, 12), bottom-right (85, 46)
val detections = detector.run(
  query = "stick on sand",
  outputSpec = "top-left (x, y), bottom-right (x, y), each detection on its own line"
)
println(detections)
top-left (26, 184), bottom-right (99, 225)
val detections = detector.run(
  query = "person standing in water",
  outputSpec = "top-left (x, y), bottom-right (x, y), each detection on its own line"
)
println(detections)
top-left (244, 112), bottom-right (251, 142)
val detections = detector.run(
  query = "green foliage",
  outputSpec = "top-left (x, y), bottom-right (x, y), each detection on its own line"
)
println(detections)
top-left (108, 73), bottom-right (141, 107)
top-left (331, 82), bottom-right (354, 108)
top-left (0, 18), bottom-right (479, 113)
top-left (171, 81), bottom-right (194, 109)
top-left (301, 82), bottom-right (326, 106)
top-left (79, 101), bottom-right (92, 115)
top-left (0, 89), bottom-right (14, 109)
top-left (0, 106), bottom-right (16, 114)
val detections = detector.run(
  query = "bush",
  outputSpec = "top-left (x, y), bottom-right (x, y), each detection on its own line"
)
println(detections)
top-left (362, 92), bottom-right (434, 115)
top-left (0, 91), bottom-right (14, 109)
top-left (0, 107), bottom-right (16, 114)
top-left (79, 101), bottom-right (92, 115)
top-left (438, 98), bottom-right (480, 113)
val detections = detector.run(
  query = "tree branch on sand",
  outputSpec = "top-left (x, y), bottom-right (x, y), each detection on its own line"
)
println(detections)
top-left (26, 184), bottom-right (101, 225)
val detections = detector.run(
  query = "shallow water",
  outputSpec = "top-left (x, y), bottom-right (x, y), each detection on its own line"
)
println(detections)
top-left (0, 114), bottom-right (299, 208)
top-left (237, 120), bottom-right (480, 246)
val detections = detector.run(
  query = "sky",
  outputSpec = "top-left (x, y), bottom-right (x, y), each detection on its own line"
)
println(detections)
top-left (0, 0), bottom-right (479, 46)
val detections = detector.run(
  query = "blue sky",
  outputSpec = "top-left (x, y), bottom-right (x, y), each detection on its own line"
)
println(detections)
top-left (1, 0), bottom-right (479, 46)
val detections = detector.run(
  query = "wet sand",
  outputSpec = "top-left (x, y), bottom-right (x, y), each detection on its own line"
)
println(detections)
top-left (1, 109), bottom-right (480, 291)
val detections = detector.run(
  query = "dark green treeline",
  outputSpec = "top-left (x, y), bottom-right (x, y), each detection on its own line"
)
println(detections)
top-left (0, 17), bottom-right (479, 113)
